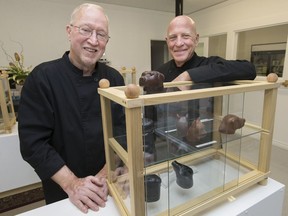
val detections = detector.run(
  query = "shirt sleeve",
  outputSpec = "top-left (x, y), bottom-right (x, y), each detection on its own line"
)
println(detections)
top-left (18, 68), bottom-right (65, 181)
top-left (187, 57), bottom-right (256, 83)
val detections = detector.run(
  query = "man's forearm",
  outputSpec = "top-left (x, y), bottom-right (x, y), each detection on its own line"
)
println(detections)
top-left (172, 71), bottom-right (191, 82)
top-left (51, 165), bottom-right (78, 192)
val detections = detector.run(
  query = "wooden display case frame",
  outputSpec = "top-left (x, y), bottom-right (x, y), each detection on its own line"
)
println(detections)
top-left (119, 66), bottom-right (137, 84)
top-left (0, 73), bottom-right (16, 133)
top-left (98, 79), bottom-right (280, 216)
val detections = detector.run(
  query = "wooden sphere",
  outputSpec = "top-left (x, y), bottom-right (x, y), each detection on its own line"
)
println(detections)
top-left (99, 79), bottom-right (110, 88)
top-left (267, 73), bottom-right (278, 83)
top-left (124, 84), bottom-right (140, 99)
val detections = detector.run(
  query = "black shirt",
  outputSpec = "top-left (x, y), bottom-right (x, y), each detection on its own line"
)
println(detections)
top-left (157, 53), bottom-right (256, 82)
top-left (18, 52), bottom-right (125, 203)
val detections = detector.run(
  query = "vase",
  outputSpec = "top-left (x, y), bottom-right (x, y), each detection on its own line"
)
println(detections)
top-left (15, 84), bottom-right (23, 92)
top-left (144, 174), bottom-right (161, 202)
top-left (172, 160), bottom-right (194, 189)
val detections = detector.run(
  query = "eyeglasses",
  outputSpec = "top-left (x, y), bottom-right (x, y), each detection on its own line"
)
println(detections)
top-left (70, 24), bottom-right (110, 42)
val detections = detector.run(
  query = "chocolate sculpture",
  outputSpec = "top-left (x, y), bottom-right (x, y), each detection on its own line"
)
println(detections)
top-left (144, 174), bottom-right (162, 202)
top-left (176, 114), bottom-right (188, 138)
top-left (139, 71), bottom-right (165, 93)
top-left (172, 160), bottom-right (194, 189)
top-left (185, 118), bottom-right (207, 143)
top-left (218, 114), bottom-right (245, 134)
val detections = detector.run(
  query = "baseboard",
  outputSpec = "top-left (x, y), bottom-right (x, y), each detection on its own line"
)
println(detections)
top-left (273, 139), bottom-right (288, 150)
top-left (0, 187), bottom-right (44, 213)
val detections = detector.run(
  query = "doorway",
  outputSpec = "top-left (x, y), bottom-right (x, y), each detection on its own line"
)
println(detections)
top-left (150, 40), bottom-right (170, 70)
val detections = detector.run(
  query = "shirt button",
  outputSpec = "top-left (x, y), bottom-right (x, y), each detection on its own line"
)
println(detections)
top-left (94, 78), bottom-right (98, 82)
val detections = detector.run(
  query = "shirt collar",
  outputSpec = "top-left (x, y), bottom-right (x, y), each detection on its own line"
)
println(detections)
top-left (63, 51), bottom-right (99, 77)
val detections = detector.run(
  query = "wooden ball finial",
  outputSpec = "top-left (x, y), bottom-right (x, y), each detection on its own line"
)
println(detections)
top-left (124, 84), bottom-right (140, 99)
top-left (99, 79), bottom-right (110, 88)
top-left (267, 73), bottom-right (278, 83)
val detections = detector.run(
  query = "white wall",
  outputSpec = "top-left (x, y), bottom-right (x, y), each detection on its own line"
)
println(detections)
top-left (96, 2), bottom-right (172, 77)
top-left (0, 0), bottom-right (173, 81)
top-left (190, 0), bottom-right (288, 61)
top-left (190, 0), bottom-right (288, 149)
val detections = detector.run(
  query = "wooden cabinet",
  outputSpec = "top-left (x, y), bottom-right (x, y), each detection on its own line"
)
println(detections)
top-left (98, 79), bottom-right (280, 216)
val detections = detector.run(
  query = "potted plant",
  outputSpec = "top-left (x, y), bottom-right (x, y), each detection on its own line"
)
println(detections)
top-left (1, 42), bottom-right (32, 88)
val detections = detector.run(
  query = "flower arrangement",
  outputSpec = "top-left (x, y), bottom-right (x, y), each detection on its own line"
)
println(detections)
top-left (1, 42), bottom-right (32, 85)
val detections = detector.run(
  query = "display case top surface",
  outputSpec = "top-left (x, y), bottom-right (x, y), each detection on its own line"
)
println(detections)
top-left (98, 80), bottom-right (280, 108)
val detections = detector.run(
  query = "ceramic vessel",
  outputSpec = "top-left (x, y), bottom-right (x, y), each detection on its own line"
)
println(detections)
top-left (172, 160), bottom-right (193, 189)
top-left (144, 174), bottom-right (162, 202)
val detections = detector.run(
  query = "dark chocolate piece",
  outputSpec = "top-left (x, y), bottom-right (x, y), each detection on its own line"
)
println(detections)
top-left (139, 71), bottom-right (165, 93)
top-left (219, 114), bottom-right (245, 134)
top-left (186, 118), bottom-right (207, 143)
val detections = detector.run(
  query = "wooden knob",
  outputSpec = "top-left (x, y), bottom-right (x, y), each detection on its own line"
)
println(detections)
top-left (124, 84), bottom-right (140, 99)
top-left (99, 79), bottom-right (110, 88)
top-left (267, 73), bottom-right (278, 83)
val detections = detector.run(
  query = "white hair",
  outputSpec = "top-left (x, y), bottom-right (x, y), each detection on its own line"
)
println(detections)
top-left (70, 3), bottom-right (109, 24)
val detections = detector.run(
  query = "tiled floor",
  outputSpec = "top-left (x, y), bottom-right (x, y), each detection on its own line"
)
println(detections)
top-left (1, 145), bottom-right (287, 216)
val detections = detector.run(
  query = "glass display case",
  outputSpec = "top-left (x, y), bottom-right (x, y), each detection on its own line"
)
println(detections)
top-left (98, 79), bottom-right (280, 216)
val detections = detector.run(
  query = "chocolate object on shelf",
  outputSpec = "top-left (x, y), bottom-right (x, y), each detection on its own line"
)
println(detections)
top-left (139, 71), bottom-right (165, 93)
top-left (185, 118), bottom-right (207, 143)
top-left (144, 174), bottom-right (162, 202)
top-left (172, 160), bottom-right (194, 189)
top-left (218, 114), bottom-right (246, 134)
top-left (176, 114), bottom-right (189, 138)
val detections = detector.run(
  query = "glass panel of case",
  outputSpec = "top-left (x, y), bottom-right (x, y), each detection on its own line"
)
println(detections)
top-left (111, 157), bottom-right (131, 213)
top-left (141, 91), bottom-right (262, 215)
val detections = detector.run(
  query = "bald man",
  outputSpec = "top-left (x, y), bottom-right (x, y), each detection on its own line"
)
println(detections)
top-left (157, 15), bottom-right (256, 82)
top-left (150, 16), bottom-right (256, 155)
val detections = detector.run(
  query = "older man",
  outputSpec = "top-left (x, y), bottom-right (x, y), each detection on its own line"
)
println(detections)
top-left (18, 3), bottom-right (125, 213)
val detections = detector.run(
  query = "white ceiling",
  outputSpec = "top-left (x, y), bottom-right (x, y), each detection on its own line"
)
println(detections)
top-left (92, 0), bottom-right (229, 15)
